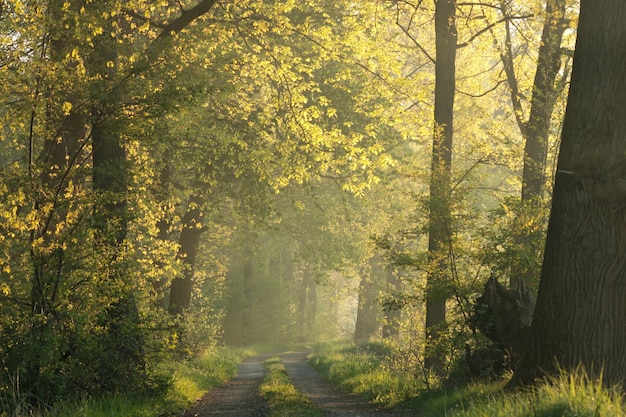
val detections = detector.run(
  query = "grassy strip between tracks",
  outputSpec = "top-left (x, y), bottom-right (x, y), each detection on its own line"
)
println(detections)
top-left (259, 356), bottom-right (324, 417)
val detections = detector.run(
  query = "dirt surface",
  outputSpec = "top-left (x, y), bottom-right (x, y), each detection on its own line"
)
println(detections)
top-left (181, 355), bottom-right (270, 417)
top-left (281, 351), bottom-right (413, 417)
top-left (182, 351), bottom-right (414, 417)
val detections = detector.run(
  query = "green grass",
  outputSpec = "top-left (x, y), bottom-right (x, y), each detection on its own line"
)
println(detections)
top-left (439, 371), bottom-right (626, 417)
top-left (37, 347), bottom-right (248, 417)
top-left (259, 356), bottom-right (324, 417)
top-left (310, 342), bottom-right (626, 417)
top-left (308, 341), bottom-right (422, 406)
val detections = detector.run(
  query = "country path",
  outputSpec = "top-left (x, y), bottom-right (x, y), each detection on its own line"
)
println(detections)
top-left (281, 351), bottom-right (413, 417)
top-left (182, 351), bottom-right (414, 417)
top-left (181, 354), bottom-right (270, 417)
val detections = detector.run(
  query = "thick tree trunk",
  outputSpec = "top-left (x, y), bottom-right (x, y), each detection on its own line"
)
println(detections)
top-left (92, 121), bottom-right (127, 245)
top-left (89, 20), bottom-right (149, 384)
top-left (153, 163), bottom-right (174, 308)
top-left (514, 0), bottom-right (626, 387)
top-left (425, 0), bottom-right (456, 374)
top-left (30, 0), bottom-right (88, 316)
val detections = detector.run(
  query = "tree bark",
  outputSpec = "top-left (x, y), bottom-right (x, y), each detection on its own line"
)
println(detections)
top-left (382, 267), bottom-right (401, 339)
top-left (520, 0), bottom-right (567, 203)
top-left (425, 0), bottom-right (456, 374)
top-left (514, 0), bottom-right (626, 387)
top-left (354, 258), bottom-right (382, 343)
top-left (298, 264), bottom-right (317, 339)
top-left (499, 0), bottom-right (568, 286)
top-left (168, 195), bottom-right (206, 314)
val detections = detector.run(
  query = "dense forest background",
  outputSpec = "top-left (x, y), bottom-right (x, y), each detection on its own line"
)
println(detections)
top-left (4, 0), bottom-right (624, 411)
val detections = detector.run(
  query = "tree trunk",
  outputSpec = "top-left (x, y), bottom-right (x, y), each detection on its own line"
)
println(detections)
top-left (354, 258), bottom-right (382, 343)
top-left (382, 267), bottom-right (401, 339)
top-left (514, 0), bottom-right (626, 387)
top-left (153, 163), bottom-right (174, 309)
top-left (242, 258), bottom-right (254, 344)
top-left (168, 195), bottom-right (206, 314)
top-left (30, 0), bottom-right (88, 316)
top-left (520, 0), bottom-right (567, 203)
top-left (425, 0), bottom-right (456, 374)
top-left (297, 265), bottom-right (317, 340)
top-left (89, 18), bottom-right (149, 385)
top-left (500, 0), bottom-right (568, 286)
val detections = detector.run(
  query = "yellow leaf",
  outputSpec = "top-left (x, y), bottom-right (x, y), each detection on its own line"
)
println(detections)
top-left (62, 101), bottom-right (72, 115)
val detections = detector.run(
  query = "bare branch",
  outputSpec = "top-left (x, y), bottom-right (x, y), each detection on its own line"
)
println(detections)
top-left (456, 79), bottom-right (506, 97)
top-left (457, 13), bottom-right (533, 48)
top-left (498, 1), bottom-right (527, 136)
top-left (395, 4), bottom-right (436, 65)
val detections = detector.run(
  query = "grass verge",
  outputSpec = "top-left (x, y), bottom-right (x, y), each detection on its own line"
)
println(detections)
top-left (309, 341), bottom-right (626, 417)
top-left (40, 347), bottom-right (250, 417)
top-left (259, 356), bottom-right (323, 417)
top-left (308, 341), bottom-right (421, 406)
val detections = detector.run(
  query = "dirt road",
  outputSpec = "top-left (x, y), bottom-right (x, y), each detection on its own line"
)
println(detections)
top-left (182, 351), bottom-right (412, 417)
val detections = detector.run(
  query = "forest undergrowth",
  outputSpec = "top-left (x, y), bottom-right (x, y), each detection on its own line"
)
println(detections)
top-left (1, 347), bottom-right (249, 417)
top-left (308, 341), bottom-right (626, 417)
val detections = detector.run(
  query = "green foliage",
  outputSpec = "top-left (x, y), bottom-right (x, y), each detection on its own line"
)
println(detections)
top-left (475, 197), bottom-right (549, 288)
top-left (259, 356), bottom-right (323, 417)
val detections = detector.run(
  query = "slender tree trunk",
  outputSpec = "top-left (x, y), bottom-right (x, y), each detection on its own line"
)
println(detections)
top-left (153, 163), bottom-right (174, 309)
top-left (500, 0), bottom-right (568, 286)
top-left (514, 0), bottom-right (626, 387)
top-left (242, 258), bottom-right (254, 344)
top-left (382, 267), bottom-right (401, 339)
top-left (521, 0), bottom-right (568, 203)
top-left (354, 258), bottom-right (382, 343)
top-left (425, 0), bottom-right (456, 374)
top-left (168, 195), bottom-right (206, 314)
top-left (297, 265), bottom-right (317, 340)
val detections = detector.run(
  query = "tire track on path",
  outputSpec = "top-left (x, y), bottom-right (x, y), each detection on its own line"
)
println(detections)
top-left (182, 354), bottom-right (270, 417)
top-left (280, 351), bottom-right (413, 417)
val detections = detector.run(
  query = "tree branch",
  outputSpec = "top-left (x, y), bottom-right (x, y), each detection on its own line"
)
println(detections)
top-left (156, 0), bottom-right (218, 41)
top-left (395, 4), bottom-right (436, 65)
top-left (457, 14), bottom-right (533, 48)
top-left (498, 1), bottom-right (527, 136)
top-left (121, 8), bottom-right (167, 29)
top-left (456, 79), bottom-right (506, 98)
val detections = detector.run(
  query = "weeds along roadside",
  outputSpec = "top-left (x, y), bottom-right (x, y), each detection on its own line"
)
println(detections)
top-left (24, 344), bottom-right (296, 417)
top-left (308, 341), bottom-right (626, 417)
top-left (7, 347), bottom-right (251, 417)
